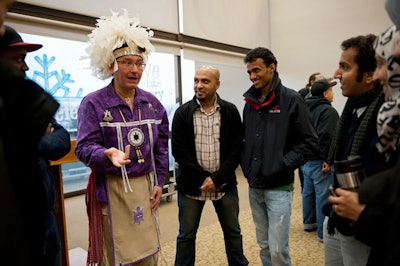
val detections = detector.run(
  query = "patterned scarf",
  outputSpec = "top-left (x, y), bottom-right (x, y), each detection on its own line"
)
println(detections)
top-left (327, 86), bottom-right (384, 163)
top-left (374, 25), bottom-right (400, 154)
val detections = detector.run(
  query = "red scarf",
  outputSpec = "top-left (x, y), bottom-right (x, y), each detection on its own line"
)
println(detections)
top-left (244, 90), bottom-right (276, 111)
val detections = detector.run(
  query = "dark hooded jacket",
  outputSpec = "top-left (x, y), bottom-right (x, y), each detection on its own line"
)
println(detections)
top-left (305, 95), bottom-right (339, 161)
top-left (38, 118), bottom-right (70, 214)
top-left (240, 72), bottom-right (319, 189)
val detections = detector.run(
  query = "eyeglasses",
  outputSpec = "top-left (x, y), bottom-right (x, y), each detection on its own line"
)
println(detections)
top-left (116, 59), bottom-right (146, 70)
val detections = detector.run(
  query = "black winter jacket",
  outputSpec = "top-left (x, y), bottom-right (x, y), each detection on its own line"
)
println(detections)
top-left (0, 60), bottom-right (60, 265)
top-left (305, 96), bottom-right (339, 161)
top-left (38, 118), bottom-right (71, 214)
top-left (240, 74), bottom-right (318, 189)
top-left (172, 95), bottom-right (244, 196)
top-left (355, 156), bottom-right (400, 265)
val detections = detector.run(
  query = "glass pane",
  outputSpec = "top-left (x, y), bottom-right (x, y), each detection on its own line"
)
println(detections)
top-left (62, 161), bottom-right (91, 194)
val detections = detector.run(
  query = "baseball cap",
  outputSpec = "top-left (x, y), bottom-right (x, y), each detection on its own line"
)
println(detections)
top-left (0, 25), bottom-right (42, 53)
top-left (311, 78), bottom-right (337, 96)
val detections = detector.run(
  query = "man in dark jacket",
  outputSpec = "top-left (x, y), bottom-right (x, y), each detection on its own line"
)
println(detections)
top-left (0, 25), bottom-right (70, 266)
top-left (241, 47), bottom-right (319, 266)
top-left (301, 78), bottom-right (339, 242)
top-left (324, 34), bottom-right (386, 266)
top-left (0, 3), bottom-right (62, 264)
top-left (327, 1), bottom-right (400, 264)
top-left (172, 65), bottom-right (248, 266)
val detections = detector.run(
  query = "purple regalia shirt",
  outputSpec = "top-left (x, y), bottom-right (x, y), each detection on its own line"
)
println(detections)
top-left (75, 81), bottom-right (169, 186)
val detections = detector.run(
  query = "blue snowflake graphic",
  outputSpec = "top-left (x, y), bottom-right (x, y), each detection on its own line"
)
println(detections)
top-left (30, 54), bottom-right (83, 98)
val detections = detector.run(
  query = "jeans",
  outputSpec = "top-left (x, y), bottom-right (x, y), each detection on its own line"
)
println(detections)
top-left (323, 217), bottom-right (370, 266)
top-left (249, 187), bottom-right (293, 266)
top-left (174, 188), bottom-right (248, 266)
top-left (301, 160), bottom-right (334, 240)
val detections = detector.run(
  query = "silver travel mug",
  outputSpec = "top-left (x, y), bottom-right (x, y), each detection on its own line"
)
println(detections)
top-left (334, 155), bottom-right (365, 192)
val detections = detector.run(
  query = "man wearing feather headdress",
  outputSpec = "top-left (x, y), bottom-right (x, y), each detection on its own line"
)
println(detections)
top-left (75, 10), bottom-right (169, 266)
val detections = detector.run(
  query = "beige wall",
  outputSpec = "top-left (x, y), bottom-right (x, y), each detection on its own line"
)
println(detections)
top-left (18, 0), bottom-right (179, 34)
top-left (270, 0), bottom-right (392, 113)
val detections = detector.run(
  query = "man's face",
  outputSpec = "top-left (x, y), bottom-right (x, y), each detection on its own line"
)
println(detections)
top-left (246, 58), bottom-right (275, 94)
top-left (194, 66), bottom-right (220, 103)
top-left (0, 0), bottom-right (15, 36)
top-left (0, 47), bottom-right (29, 77)
top-left (111, 55), bottom-right (144, 91)
top-left (334, 48), bottom-right (371, 97)
top-left (324, 87), bottom-right (334, 103)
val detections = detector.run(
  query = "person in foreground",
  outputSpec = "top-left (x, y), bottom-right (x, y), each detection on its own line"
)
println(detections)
top-left (241, 47), bottom-right (319, 266)
top-left (0, 24), bottom-right (71, 266)
top-left (323, 34), bottom-right (386, 266)
top-left (75, 10), bottom-right (169, 266)
top-left (327, 0), bottom-right (400, 264)
top-left (0, 1), bottom-right (61, 264)
top-left (301, 77), bottom-right (339, 243)
top-left (172, 65), bottom-right (248, 266)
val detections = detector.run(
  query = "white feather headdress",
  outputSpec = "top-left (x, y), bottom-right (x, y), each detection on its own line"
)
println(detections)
top-left (86, 9), bottom-right (155, 80)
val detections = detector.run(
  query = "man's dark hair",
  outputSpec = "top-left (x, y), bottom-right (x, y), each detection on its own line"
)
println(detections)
top-left (307, 72), bottom-right (321, 88)
top-left (244, 47), bottom-right (278, 69)
top-left (341, 34), bottom-right (377, 82)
